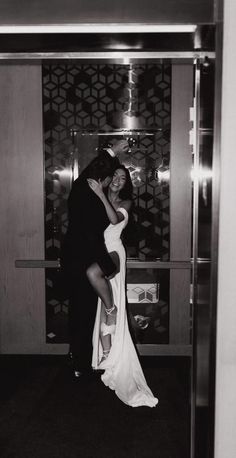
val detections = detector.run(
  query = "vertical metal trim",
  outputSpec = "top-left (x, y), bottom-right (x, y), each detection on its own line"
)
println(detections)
top-left (169, 64), bottom-right (193, 346)
top-left (208, 17), bottom-right (223, 458)
top-left (190, 58), bottom-right (201, 458)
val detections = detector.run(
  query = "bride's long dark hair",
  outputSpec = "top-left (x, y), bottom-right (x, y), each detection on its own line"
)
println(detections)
top-left (113, 164), bottom-right (133, 201)
top-left (111, 165), bottom-right (138, 249)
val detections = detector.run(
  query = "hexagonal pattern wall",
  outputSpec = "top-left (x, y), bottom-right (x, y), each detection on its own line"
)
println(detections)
top-left (43, 63), bottom-right (171, 343)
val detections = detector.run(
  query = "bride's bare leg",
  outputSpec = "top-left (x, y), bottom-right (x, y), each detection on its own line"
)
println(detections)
top-left (87, 252), bottom-right (120, 362)
top-left (86, 252), bottom-right (120, 326)
top-left (99, 304), bottom-right (112, 361)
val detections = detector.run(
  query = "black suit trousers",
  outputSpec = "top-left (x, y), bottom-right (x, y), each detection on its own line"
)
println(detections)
top-left (63, 265), bottom-right (98, 370)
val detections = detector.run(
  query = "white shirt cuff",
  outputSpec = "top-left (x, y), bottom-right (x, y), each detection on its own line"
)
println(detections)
top-left (105, 147), bottom-right (115, 157)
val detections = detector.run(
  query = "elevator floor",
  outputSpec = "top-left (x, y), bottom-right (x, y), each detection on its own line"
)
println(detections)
top-left (0, 355), bottom-right (190, 458)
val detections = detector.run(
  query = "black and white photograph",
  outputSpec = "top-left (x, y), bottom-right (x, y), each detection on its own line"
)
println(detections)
top-left (0, 1), bottom-right (235, 457)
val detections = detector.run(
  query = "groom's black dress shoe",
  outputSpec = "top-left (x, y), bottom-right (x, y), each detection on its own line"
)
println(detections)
top-left (72, 368), bottom-right (103, 383)
top-left (67, 352), bottom-right (100, 381)
top-left (73, 369), bottom-right (84, 379)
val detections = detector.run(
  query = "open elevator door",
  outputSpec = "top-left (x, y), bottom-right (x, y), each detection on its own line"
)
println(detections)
top-left (42, 56), bottom-right (216, 458)
top-left (42, 57), bottom-right (194, 359)
top-left (4, 24), bottom-right (217, 458)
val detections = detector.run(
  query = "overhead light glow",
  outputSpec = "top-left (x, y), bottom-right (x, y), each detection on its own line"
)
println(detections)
top-left (0, 24), bottom-right (197, 34)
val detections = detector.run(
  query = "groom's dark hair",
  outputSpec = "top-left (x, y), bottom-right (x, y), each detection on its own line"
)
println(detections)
top-left (81, 149), bottom-right (119, 181)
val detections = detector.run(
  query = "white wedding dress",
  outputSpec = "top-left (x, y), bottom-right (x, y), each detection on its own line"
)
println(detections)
top-left (92, 207), bottom-right (158, 408)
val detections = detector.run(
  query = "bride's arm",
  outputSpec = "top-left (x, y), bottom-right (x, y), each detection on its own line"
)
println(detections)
top-left (87, 178), bottom-right (120, 225)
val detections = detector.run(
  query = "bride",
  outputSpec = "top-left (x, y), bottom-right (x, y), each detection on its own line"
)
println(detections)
top-left (87, 165), bottom-right (158, 408)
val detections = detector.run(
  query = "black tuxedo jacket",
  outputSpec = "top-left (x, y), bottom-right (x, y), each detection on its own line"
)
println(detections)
top-left (61, 149), bottom-right (119, 276)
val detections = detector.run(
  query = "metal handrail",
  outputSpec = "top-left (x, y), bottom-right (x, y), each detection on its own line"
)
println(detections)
top-left (15, 258), bottom-right (210, 269)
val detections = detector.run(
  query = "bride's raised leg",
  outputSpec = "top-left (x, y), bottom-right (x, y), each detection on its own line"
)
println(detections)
top-left (99, 303), bottom-right (112, 362)
top-left (86, 251), bottom-right (120, 327)
top-left (87, 252), bottom-right (120, 365)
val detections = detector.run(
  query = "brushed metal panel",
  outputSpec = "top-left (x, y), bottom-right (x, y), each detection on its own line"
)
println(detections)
top-left (169, 269), bottom-right (191, 344)
top-left (0, 32), bottom-right (195, 52)
top-left (0, 0), bottom-right (214, 26)
top-left (169, 64), bottom-right (193, 345)
top-left (170, 64), bottom-right (193, 261)
top-left (137, 344), bottom-right (192, 355)
top-left (0, 25), bottom-right (215, 57)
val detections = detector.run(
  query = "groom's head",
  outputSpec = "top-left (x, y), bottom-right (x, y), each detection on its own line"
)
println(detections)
top-left (82, 140), bottom-right (122, 184)
top-left (84, 154), bottom-right (117, 184)
top-left (81, 138), bottom-right (128, 186)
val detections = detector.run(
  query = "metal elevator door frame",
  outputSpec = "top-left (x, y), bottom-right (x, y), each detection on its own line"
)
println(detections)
top-left (191, 56), bottom-right (218, 458)
top-left (4, 43), bottom-right (218, 458)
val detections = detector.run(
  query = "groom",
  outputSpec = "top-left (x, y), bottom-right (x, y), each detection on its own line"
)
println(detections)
top-left (61, 139), bottom-right (129, 378)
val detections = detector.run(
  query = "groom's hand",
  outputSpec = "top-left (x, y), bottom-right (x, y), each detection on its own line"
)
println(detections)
top-left (87, 178), bottom-right (104, 199)
top-left (110, 139), bottom-right (129, 156)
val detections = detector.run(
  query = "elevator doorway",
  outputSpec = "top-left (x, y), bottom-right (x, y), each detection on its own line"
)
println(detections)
top-left (0, 36), bottom-right (218, 457)
top-left (44, 60), bottom-right (193, 357)
top-left (42, 56), bottom-right (216, 458)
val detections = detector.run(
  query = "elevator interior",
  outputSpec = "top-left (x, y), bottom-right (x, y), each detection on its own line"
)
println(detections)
top-left (1, 23), bottom-right (219, 458)
top-left (42, 55), bottom-right (215, 458)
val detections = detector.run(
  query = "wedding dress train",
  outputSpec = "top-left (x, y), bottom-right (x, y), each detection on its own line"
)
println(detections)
top-left (92, 207), bottom-right (158, 408)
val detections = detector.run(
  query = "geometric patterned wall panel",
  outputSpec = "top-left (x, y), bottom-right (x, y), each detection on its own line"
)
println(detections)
top-left (42, 63), bottom-right (171, 343)
top-left (121, 130), bottom-right (170, 261)
top-left (126, 267), bottom-right (169, 344)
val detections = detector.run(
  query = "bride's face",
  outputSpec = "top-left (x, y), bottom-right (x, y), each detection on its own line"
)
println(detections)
top-left (109, 168), bottom-right (127, 193)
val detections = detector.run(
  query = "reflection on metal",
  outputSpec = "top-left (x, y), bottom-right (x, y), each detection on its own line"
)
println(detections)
top-left (112, 112), bottom-right (145, 130)
top-left (190, 57), bottom-right (216, 458)
top-left (207, 18), bottom-right (223, 458)
top-left (112, 63), bottom-right (145, 130)
top-left (0, 51), bottom-right (215, 60)
top-left (70, 127), bottom-right (158, 187)
top-left (69, 128), bottom-right (157, 136)
top-left (191, 59), bottom-right (201, 458)
top-left (70, 127), bottom-right (164, 189)
top-left (69, 130), bottom-right (80, 181)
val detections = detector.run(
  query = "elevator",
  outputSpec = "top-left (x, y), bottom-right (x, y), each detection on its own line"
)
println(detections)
top-left (0, 4), bottom-right (222, 455)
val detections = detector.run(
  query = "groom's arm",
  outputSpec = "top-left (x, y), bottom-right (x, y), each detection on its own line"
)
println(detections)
top-left (104, 139), bottom-right (129, 157)
top-left (80, 139), bottom-right (129, 180)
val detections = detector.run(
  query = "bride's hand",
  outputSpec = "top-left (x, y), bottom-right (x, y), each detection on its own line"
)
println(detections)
top-left (87, 178), bottom-right (104, 198)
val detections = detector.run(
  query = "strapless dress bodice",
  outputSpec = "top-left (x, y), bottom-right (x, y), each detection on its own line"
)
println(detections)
top-left (104, 207), bottom-right (128, 251)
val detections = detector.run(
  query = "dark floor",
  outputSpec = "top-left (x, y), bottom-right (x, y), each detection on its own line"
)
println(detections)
top-left (0, 355), bottom-right (190, 458)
